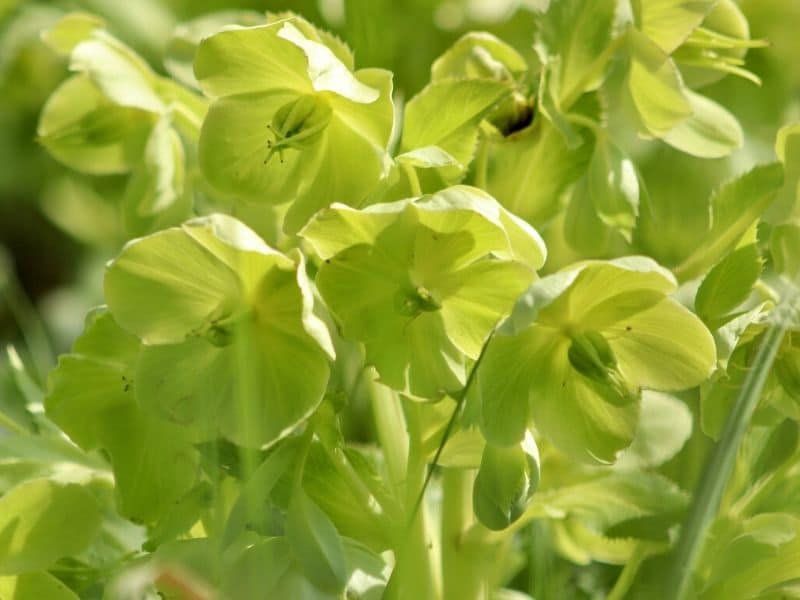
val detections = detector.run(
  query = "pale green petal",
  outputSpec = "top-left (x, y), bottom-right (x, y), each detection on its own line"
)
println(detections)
top-left (479, 326), bottom-right (557, 447)
top-left (198, 89), bottom-right (316, 202)
top-left (37, 75), bottom-right (154, 175)
top-left (282, 106), bottom-right (389, 234)
top-left (278, 22), bottom-right (378, 103)
top-left (135, 338), bottom-right (228, 440)
top-left (606, 298), bottom-right (716, 390)
top-left (300, 203), bottom-right (400, 260)
top-left (662, 90), bottom-right (743, 158)
top-left (529, 343), bottom-right (640, 464)
top-left (194, 21), bottom-right (311, 97)
top-left (164, 10), bottom-right (266, 89)
top-left (325, 68), bottom-right (394, 150)
top-left (105, 214), bottom-right (286, 344)
top-left (633, 0), bottom-right (717, 53)
top-left (70, 34), bottom-right (163, 112)
top-left (627, 30), bottom-right (692, 137)
top-left (538, 257), bottom-right (677, 328)
top-left (438, 260), bottom-right (533, 358)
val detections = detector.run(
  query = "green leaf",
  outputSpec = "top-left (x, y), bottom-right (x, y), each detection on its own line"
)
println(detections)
top-left (0, 572), bottom-right (79, 600)
top-left (286, 488), bottom-right (349, 594)
top-left (701, 513), bottom-right (800, 600)
top-left (695, 244), bottom-right (762, 322)
top-left (662, 90), bottom-right (743, 158)
top-left (530, 471), bottom-right (688, 535)
top-left (37, 75), bottom-right (154, 175)
top-left (673, 163), bottom-right (784, 281)
top-left (633, 0), bottom-right (717, 54)
top-left (0, 479), bottom-right (101, 574)
top-left (473, 433), bottom-right (540, 530)
top-left (764, 122), bottom-right (800, 225)
top-left (401, 79), bottom-right (510, 169)
top-left (431, 31), bottom-right (527, 82)
top-left (627, 29), bottom-right (692, 137)
top-left (771, 223), bottom-right (800, 279)
top-left (221, 537), bottom-right (294, 599)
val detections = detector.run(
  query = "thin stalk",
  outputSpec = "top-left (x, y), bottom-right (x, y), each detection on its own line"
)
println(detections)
top-left (392, 401), bottom-right (442, 600)
top-left (1, 270), bottom-right (55, 384)
top-left (367, 374), bottom-right (408, 494)
top-left (441, 468), bottom-right (485, 600)
top-left (403, 162), bottom-right (422, 196)
top-left (607, 542), bottom-right (649, 600)
top-left (473, 139), bottom-right (490, 190)
top-left (0, 408), bottom-right (28, 436)
top-left (665, 322), bottom-right (789, 600)
top-left (409, 339), bottom-right (490, 523)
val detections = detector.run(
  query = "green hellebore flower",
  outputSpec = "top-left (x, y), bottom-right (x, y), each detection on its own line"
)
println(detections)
top-left (478, 256), bottom-right (716, 464)
top-left (37, 14), bottom-right (204, 234)
top-left (103, 214), bottom-right (335, 448)
top-left (301, 185), bottom-right (546, 400)
top-left (195, 16), bottom-right (394, 233)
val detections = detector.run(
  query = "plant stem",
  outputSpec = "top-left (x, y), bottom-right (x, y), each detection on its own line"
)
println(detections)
top-left (403, 162), bottom-right (422, 196)
top-left (441, 468), bottom-right (485, 600)
top-left (367, 374), bottom-right (408, 494)
top-left (607, 543), bottom-right (649, 600)
top-left (665, 322), bottom-right (788, 600)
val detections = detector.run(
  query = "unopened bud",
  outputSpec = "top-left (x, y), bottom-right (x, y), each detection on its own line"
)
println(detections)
top-left (265, 94), bottom-right (332, 164)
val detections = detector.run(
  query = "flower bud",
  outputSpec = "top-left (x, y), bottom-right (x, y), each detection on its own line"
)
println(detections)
top-left (265, 94), bottom-right (332, 164)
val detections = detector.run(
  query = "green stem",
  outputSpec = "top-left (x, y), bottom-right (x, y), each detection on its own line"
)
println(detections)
top-left (665, 322), bottom-right (788, 600)
top-left (441, 468), bottom-right (485, 600)
top-left (473, 139), bottom-right (490, 190)
top-left (391, 401), bottom-right (442, 600)
top-left (403, 162), bottom-right (422, 196)
top-left (367, 374), bottom-right (408, 495)
top-left (1, 268), bottom-right (55, 384)
top-left (607, 543), bottom-right (649, 600)
top-left (0, 407), bottom-right (28, 436)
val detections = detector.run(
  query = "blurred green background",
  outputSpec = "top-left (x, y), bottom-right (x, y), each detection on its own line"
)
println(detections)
top-left (0, 0), bottom-right (798, 382)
